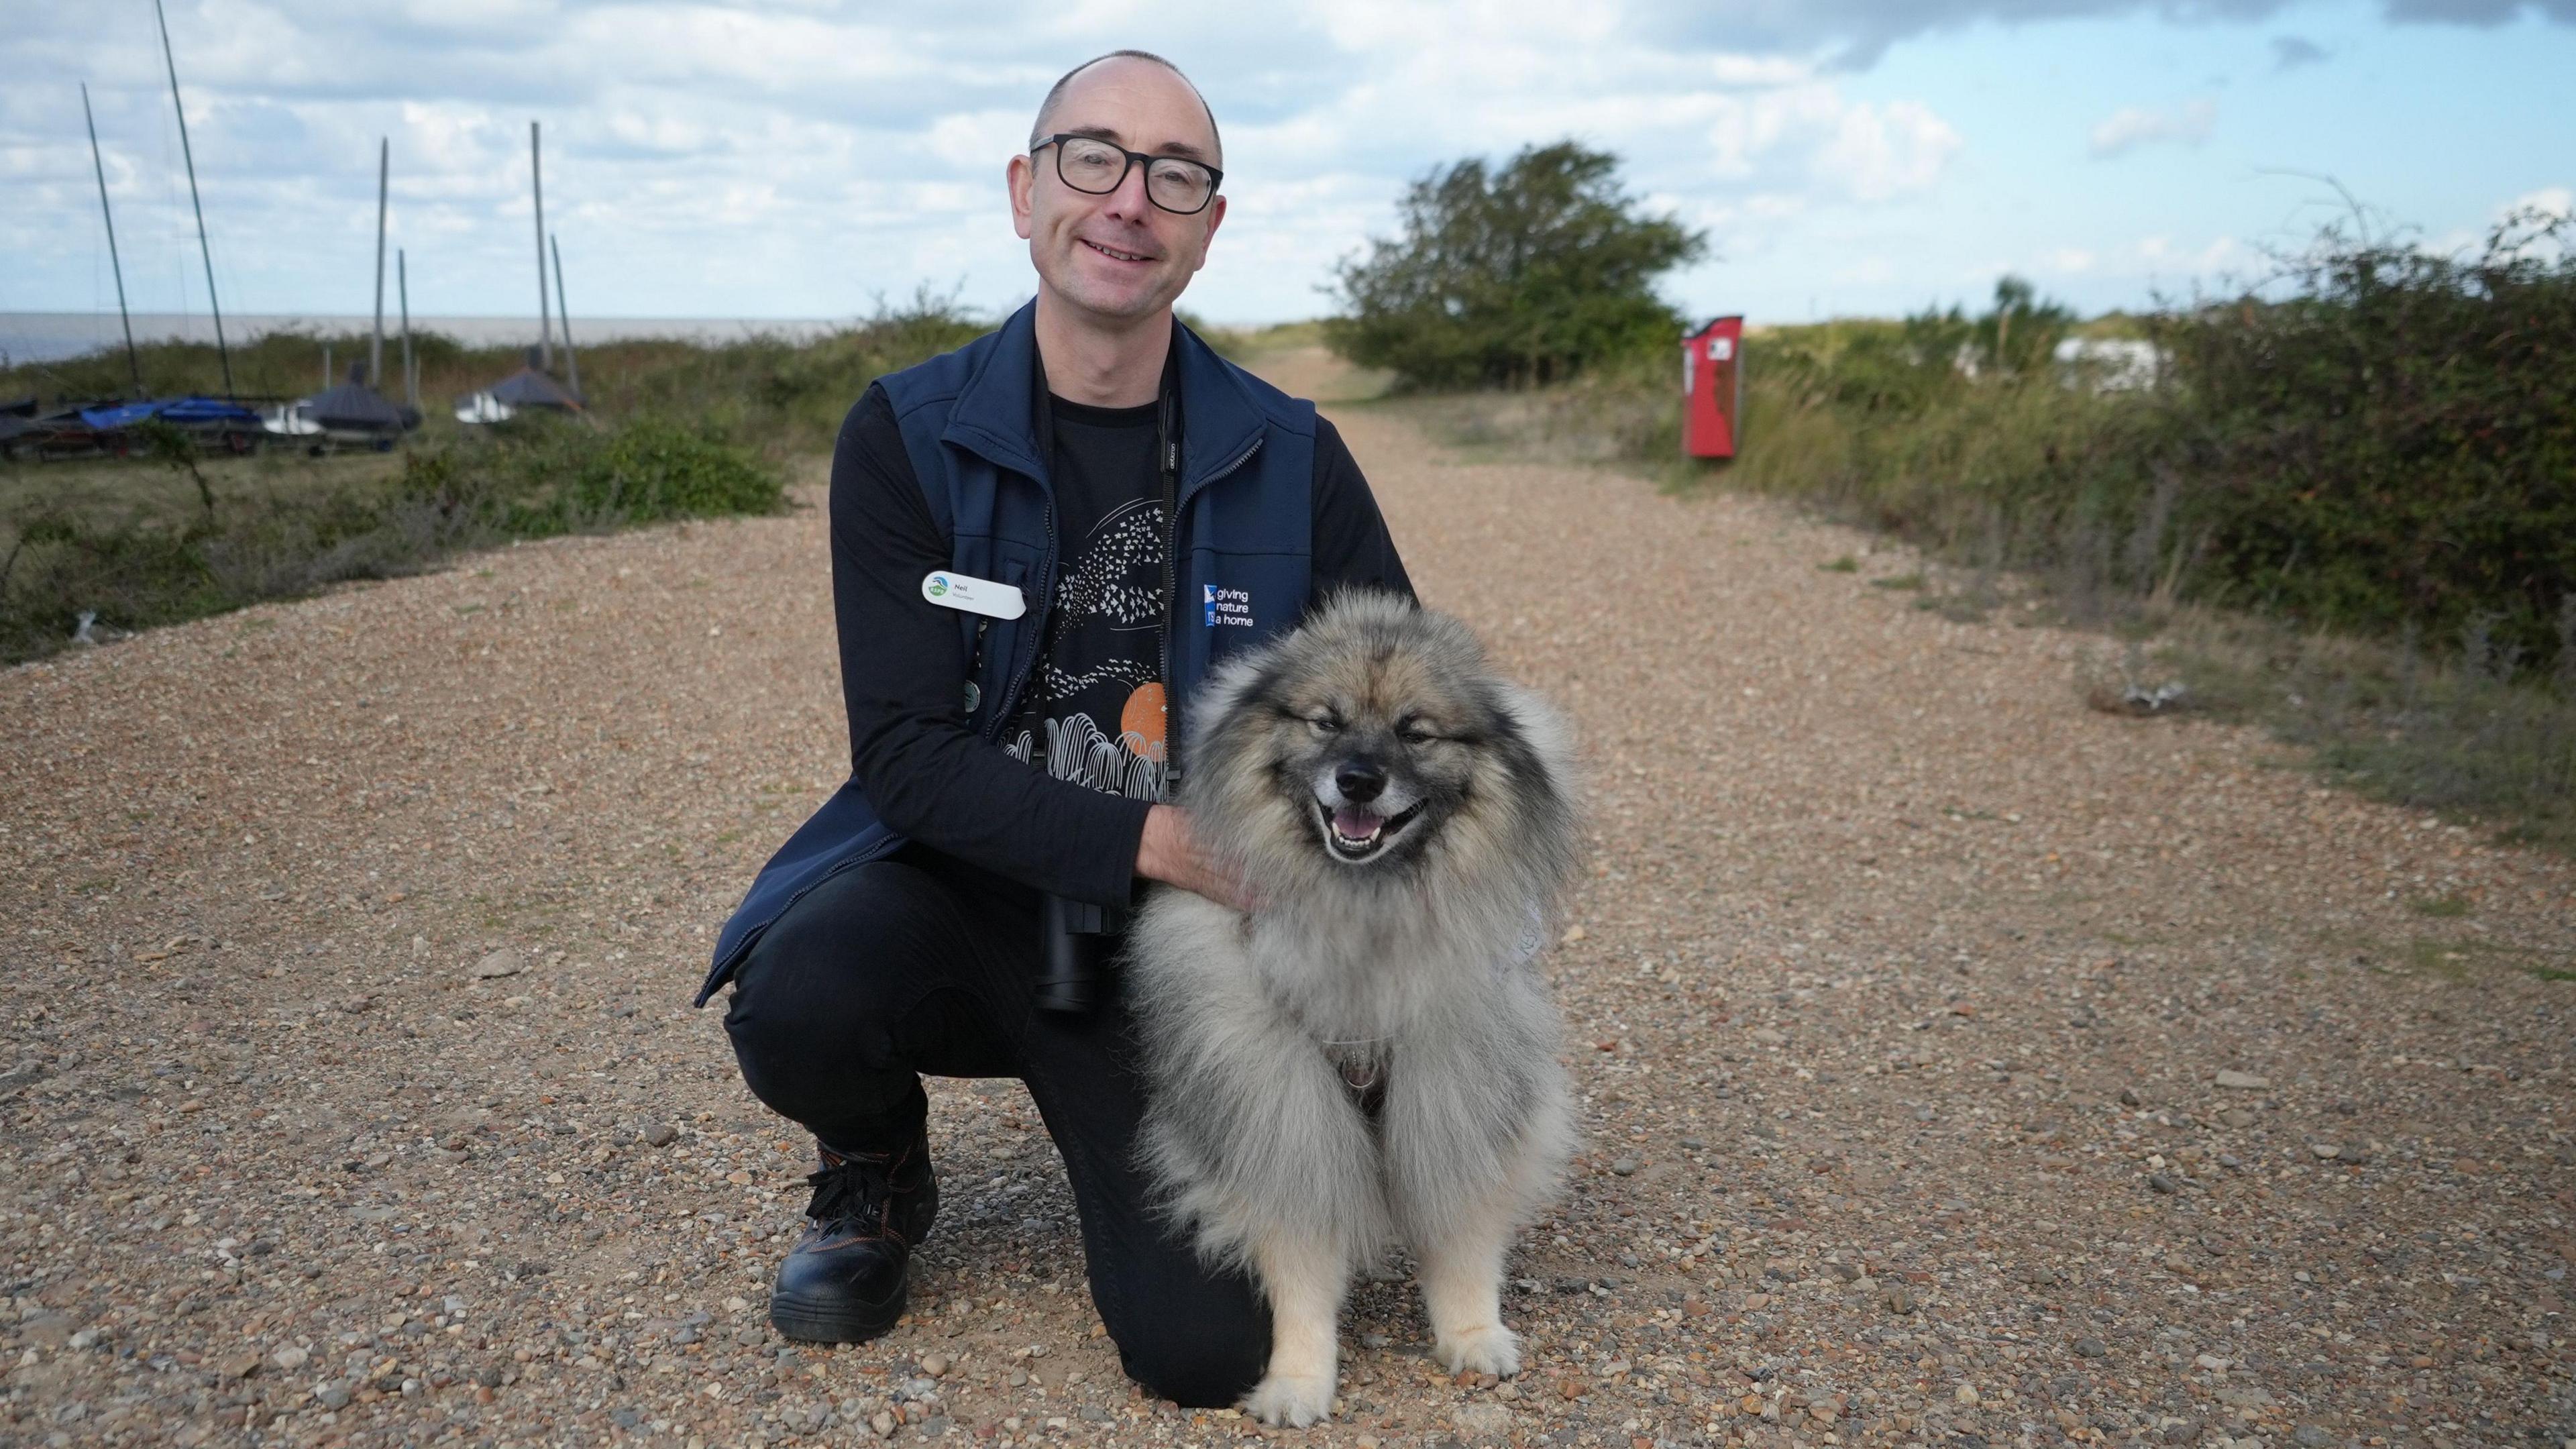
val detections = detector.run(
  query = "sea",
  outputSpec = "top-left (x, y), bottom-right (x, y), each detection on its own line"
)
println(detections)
top-left (1, 312), bottom-right (847, 368)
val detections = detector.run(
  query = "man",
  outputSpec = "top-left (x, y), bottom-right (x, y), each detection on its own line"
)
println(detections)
top-left (696, 51), bottom-right (1413, 1407)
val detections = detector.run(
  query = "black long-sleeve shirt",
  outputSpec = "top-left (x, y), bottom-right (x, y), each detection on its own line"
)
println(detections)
top-left (828, 382), bottom-right (1413, 910)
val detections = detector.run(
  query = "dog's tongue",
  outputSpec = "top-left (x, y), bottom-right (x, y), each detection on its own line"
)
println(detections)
top-left (1333, 808), bottom-right (1383, 839)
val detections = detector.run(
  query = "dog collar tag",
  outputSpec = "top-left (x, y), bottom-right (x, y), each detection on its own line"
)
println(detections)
top-left (921, 571), bottom-right (1025, 621)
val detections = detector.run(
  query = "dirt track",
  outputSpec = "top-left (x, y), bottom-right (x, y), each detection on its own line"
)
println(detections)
top-left (4, 354), bottom-right (2573, 1449)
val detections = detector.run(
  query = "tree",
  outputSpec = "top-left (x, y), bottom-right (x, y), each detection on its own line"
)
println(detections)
top-left (1325, 142), bottom-right (1707, 390)
top-left (1972, 275), bottom-right (2074, 378)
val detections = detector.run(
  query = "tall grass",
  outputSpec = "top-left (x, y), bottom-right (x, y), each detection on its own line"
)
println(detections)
top-left (0, 291), bottom-right (986, 665)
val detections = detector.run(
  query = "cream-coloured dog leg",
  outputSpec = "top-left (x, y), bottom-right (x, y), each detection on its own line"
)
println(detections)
top-left (1242, 1228), bottom-right (1346, 1428)
top-left (1418, 1197), bottom-right (1521, 1378)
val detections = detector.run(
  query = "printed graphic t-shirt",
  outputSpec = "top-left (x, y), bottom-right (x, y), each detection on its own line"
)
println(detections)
top-left (999, 394), bottom-right (1171, 802)
top-left (822, 376), bottom-right (1413, 911)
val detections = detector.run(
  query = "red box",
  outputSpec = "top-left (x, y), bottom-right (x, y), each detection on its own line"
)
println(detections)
top-left (1682, 316), bottom-right (1743, 459)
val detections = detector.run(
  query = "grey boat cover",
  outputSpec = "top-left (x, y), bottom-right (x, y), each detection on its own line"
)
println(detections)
top-left (484, 365), bottom-right (584, 411)
top-left (307, 364), bottom-right (409, 433)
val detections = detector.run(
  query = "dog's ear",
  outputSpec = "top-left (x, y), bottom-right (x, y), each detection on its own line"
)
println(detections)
top-left (1300, 584), bottom-right (1419, 633)
top-left (1486, 680), bottom-right (1574, 770)
top-left (1187, 644), bottom-right (1290, 754)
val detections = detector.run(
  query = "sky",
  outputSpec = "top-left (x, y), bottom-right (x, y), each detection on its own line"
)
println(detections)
top-left (3, 0), bottom-right (2571, 333)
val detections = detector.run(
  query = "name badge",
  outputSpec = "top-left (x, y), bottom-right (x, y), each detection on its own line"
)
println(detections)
top-left (921, 571), bottom-right (1026, 621)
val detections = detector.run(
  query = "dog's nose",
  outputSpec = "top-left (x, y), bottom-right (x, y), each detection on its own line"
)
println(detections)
top-left (1335, 759), bottom-right (1387, 804)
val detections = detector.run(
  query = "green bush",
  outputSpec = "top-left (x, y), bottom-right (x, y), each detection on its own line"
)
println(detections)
top-left (1, 415), bottom-right (784, 665)
top-left (398, 415), bottom-right (782, 537)
top-left (2151, 211), bottom-right (2576, 663)
top-left (1325, 142), bottom-right (1705, 390)
top-left (1693, 218), bottom-right (2576, 674)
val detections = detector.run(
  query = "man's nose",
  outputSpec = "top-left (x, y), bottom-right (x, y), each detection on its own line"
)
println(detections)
top-left (1101, 158), bottom-right (1155, 219)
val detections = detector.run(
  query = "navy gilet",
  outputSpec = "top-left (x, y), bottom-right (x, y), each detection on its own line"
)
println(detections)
top-left (696, 303), bottom-right (1317, 1005)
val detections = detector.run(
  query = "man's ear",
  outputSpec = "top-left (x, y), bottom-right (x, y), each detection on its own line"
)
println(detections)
top-left (1191, 193), bottom-right (1226, 273)
top-left (1008, 154), bottom-right (1035, 240)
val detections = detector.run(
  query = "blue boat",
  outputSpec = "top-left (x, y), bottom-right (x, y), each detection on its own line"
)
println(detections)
top-left (75, 394), bottom-right (268, 457)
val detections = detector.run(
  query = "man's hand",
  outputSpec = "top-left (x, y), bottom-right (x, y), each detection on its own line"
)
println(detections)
top-left (1134, 804), bottom-right (1260, 912)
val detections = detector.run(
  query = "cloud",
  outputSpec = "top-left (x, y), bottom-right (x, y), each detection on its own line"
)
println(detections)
top-left (2383, 0), bottom-right (2576, 25)
top-left (2269, 33), bottom-right (2330, 68)
top-left (2088, 97), bottom-right (2216, 158)
top-left (2491, 185), bottom-right (2573, 260)
top-left (2511, 184), bottom-right (2574, 219)
top-left (1815, 101), bottom-right (1964, 201)
top-left (4, 0), bottom-right (2569, 326)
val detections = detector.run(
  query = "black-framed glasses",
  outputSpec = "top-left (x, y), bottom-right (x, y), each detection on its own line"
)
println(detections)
top-left (1031, 133), bottom-right (1223, 215)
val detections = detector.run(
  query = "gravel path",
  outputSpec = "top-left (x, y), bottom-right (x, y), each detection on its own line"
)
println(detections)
top-left (5, 358), bottom-right (2573, 1449)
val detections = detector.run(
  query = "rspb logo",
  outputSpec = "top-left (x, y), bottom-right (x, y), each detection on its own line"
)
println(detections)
top-left (1203, 584), bottom-right (1253, 627)
top-left (927, 574), bottom-right (950, 597)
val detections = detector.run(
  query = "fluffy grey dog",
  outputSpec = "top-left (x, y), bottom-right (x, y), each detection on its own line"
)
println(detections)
top-left (1128, 590), bottom-right (1582, 1428)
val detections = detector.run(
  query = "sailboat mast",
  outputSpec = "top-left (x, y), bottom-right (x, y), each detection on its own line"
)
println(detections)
top-left (550, 233), bottom-right (581, 398)
top-left (80, 83), bottom-right (144, 396)
top-left (531, 121), bottom-right (553, 370)
top-left (398, 249), bottom-right (418, 411)
top-left (371, 137), bottom-right (388, 389)
top-left (152, 0), bottom-right (233, 396)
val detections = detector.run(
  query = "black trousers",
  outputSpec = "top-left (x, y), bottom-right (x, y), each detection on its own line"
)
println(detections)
top-left (720, 843), bottom-right (1269, 1407)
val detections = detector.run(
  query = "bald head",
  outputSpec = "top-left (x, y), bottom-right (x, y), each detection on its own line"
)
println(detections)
top-left (1030, 50), bottom-right (1221, 166)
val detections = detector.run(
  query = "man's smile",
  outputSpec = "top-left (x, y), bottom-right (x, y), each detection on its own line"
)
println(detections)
top-left (1080, 237), bottom-right (1157, 264)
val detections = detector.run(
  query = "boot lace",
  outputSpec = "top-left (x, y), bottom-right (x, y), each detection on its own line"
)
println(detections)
top-left (802, 1152), bottom-right (891, 1231)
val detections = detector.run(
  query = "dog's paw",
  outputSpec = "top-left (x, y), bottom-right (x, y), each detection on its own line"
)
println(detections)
top-left (1243, 1371), bottom-right (1335, 1428)
top-left (1434, 1322), bottom-right (1522, 1379)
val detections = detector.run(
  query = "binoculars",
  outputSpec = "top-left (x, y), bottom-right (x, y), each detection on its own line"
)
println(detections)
top-left (1036, 894), bottom-right (1122, 1014)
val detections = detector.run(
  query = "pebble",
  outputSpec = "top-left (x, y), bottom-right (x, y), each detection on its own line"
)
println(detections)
top-left (1453, 1402), bottom-right (1515, 1436)
top-left (2214, 1070), bottom-right (2271, 1090)
top-left (919, 1352), bottom-right (950, 1377)
top-left (1610, 1157), bottom-right (1639, 1175)
top-left (270, 1344), bottom-right (309, 1372)
top-left (2310, 1142), bottom-right (2341, 1160)
top-left (643, 1122), bottom-right (679, 1147)
top-left (472, 947), bottom-right (523, 979)
top-left (2074, 1338), bottom-right (2108, 1358)
top-left (1884, 1285), bottom-right (1915, 1313)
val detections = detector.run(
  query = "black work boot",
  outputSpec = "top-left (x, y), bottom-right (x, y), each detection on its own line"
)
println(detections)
top-left (767, 1126), bottom-right (938, 1344)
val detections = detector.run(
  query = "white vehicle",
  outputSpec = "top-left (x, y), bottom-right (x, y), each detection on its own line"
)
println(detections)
top-left (2053, 337), bottom-right (2166, 391)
